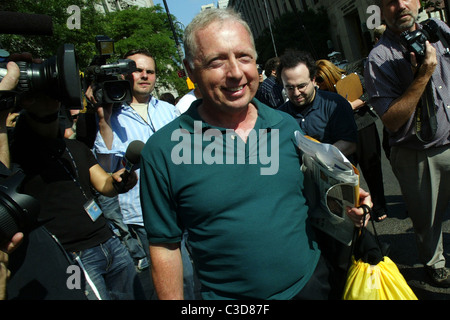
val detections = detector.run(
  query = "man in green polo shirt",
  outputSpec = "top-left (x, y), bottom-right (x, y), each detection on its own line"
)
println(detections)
top-left (139, 8), bottom-right (371, 300)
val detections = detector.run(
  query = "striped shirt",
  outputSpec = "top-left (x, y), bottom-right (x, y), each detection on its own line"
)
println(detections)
top-left (364, 19), bottom-right (450, 150)
top-left (93, 96), bottom-right (179, 225)
top-left (255, 76), bottom-right (285, 109)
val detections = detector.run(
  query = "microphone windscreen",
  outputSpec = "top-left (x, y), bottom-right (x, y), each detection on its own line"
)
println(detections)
top-left (125, 140), bottom-right (145, 165)
top-left (0, 11), bottom-right (53, 36)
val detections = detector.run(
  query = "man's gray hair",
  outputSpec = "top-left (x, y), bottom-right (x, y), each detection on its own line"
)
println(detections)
top-left (183, 8), bottom-right (256, 69)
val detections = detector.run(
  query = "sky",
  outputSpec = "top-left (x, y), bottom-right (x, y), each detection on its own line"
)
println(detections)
top-left (153, 0), bottom-right (218, 28)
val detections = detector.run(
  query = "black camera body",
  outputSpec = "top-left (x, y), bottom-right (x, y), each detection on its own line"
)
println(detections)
top-left (0, 44), bottom-right (83, 109)
top-left (401, 19), bottom-right (441, 63)
top-left (86, 36), bottom-right (136, 105)
top-left (87, 59), bottom-right (136, 104)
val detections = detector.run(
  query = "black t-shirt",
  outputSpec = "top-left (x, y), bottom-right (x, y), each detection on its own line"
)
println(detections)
top-left (11, 120), bottom-right (112, 252)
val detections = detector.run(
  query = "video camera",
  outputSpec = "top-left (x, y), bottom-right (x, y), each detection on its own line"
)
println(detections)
top-left (0, 44), bottom-right (83, 110)
top-left (86, 35), bottom-right (136, 106)
top-left (401, 19), bottom-right (450, 64)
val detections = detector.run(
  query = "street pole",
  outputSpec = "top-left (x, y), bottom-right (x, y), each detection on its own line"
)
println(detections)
top-left (162, 0), bottom-right (189, 78)
top-left (264, 0), bottom-right (278, 57)
top-left (287, 0), bottom-right (318, 60)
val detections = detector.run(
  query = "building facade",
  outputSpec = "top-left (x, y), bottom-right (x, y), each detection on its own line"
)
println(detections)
top-left (96, 0), bottom-right (154, 13)
top-left (229, 0), bottom-right (448, 63)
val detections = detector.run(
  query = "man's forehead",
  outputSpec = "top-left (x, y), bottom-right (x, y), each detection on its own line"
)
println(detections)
top-left (283, 63), bottom-right (310, 78)
top-left (128, 53), bottom-right (154, 64)
top-left (194, 23), bottom-right (255, 56)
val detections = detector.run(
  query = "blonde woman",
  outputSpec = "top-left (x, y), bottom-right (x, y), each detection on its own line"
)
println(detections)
top-left (316, 59), bottom-right (387, 222)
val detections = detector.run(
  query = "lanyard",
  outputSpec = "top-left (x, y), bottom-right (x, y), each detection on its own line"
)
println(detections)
top-left (56, 147), bottom-right (90, 201)
top-left (128, 103), bottom-right (156, 133)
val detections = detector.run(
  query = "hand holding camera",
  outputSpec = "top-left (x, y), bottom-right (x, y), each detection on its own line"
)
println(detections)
top-left (0, 61), bottom-right (20, 132)
top-left (0, 61), bottom-right (20, 92)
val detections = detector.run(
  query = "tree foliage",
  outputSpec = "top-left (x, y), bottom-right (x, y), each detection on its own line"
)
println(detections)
top-left (0, 0), bottom-right (107, 68)
top-left (0, 1), bottom-right (189, 96)
top-left (103, 6), bottom-right (187, 96)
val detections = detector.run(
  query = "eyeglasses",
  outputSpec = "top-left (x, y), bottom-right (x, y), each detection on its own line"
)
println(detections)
top-left (284, 80), bottom-right (312, 92)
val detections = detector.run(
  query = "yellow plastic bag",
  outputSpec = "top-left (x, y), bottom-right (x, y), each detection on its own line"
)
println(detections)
top-left (343, 256), bottom-right (418, 300)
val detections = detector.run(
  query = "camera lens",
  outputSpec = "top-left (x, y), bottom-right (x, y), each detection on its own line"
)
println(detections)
top-left (0, 171), bottom-right (39, 246)
top-left (0, 202), bottom-right (20, 245)
top-left (102, 80), bottom-right (131, 103)
top-left (106, 83), bottom-right (127, 101)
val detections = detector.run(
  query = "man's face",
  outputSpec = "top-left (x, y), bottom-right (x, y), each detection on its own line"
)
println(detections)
top-left (123, 54), bottom-right (156, 102)
top-left (187, 20), bottom-right (259, 114)
top-left (381, 0), bottom-right (421, 34)
top-left (280, 63), bottom-right (316, 108)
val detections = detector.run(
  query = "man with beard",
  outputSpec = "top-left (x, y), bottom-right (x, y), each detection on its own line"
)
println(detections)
top-left (365, 0), bottom-right (450, 287)
top-left (277, 50), bottom-right (357, 159)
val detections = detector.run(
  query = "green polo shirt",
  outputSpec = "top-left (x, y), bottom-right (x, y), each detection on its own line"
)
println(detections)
top-left (140, 99), bottom-right (320, 299)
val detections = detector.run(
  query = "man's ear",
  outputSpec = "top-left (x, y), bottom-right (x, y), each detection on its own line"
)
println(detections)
top-left (184, 59), bottom-right (196, 83)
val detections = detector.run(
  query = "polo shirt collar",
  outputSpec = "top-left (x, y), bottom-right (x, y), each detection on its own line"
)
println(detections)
top-left (179, 98), bottom-right (283, 133)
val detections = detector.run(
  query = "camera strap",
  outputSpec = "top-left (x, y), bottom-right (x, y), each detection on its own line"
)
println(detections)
top-left (57, 147), bottom-right (103, 222)
top-left (415, 81), bottom-right (437, 142)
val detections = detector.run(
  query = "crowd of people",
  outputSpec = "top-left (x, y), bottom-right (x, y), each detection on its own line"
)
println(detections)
top-left (0, 0), bottom-right (449, 300)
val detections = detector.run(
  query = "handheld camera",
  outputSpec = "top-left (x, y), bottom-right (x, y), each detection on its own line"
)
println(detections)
top-left (0, 44), bottom-right (83, 110)
top-left (86, 35), bottom-right (136, 105)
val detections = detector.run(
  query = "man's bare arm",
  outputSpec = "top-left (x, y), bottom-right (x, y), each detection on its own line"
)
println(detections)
top-left (149, 242), bottom-right (184, 300)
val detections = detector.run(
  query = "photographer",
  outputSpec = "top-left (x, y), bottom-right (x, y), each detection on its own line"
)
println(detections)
top-left (0, 60), bottom-right (23, 300)
top-left (365, 0), bottom-right (450, 287)
top-left (0, 61), bottom-right (20, 170)
top-left (88, 49), bottom-right (200, 299)
top-left (6, 53), bottom-right (145, 300)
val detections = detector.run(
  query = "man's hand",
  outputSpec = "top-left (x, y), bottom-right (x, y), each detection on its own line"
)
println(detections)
top-left (0, 232), bottom-right (23, 300)
top-left (5, 53), bottom-right (60, 118)
top-left (0, 62), bottom-right (20, 91)
top-left (111, 168), bottom-right (138, 193)
top-left (6, 112), bottom-right (19, 128)
top-left (1, 232), bottom-right (23, 254)
top-left (410, 41), bottom-right (437, 78)
top-left (346, 188), bottom-right (372, 227)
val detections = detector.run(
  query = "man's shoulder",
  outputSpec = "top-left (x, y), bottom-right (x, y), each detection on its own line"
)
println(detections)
top-left (151, 97), bottom-right (178, 114)
top-left (430, 18), bottom-right (450, 32)
top-left (260, 76), bottom-right (276, 90)
top-left (316, 89), bottom-right (348, 105)
top-left (367, 31), bottom-right (400, 63)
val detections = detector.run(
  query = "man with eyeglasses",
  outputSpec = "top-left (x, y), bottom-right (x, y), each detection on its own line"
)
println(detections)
top-left (277, 50), bottom-right (358, 287)
top-left (277, 50), bottom-right (357, 158)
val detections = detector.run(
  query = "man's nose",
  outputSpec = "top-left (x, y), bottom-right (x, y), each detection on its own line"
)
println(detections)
top-left (227, 57), bottom-right (244, 79)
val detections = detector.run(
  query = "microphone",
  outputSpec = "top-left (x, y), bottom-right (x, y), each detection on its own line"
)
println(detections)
top-left (113, 140), bottom-right (145, 193)
top-left (0, 11), bottom-right (53, 36)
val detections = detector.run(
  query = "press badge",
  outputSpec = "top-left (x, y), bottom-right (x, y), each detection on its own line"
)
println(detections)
top-left (84, 199), bottom-right (103, 222)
